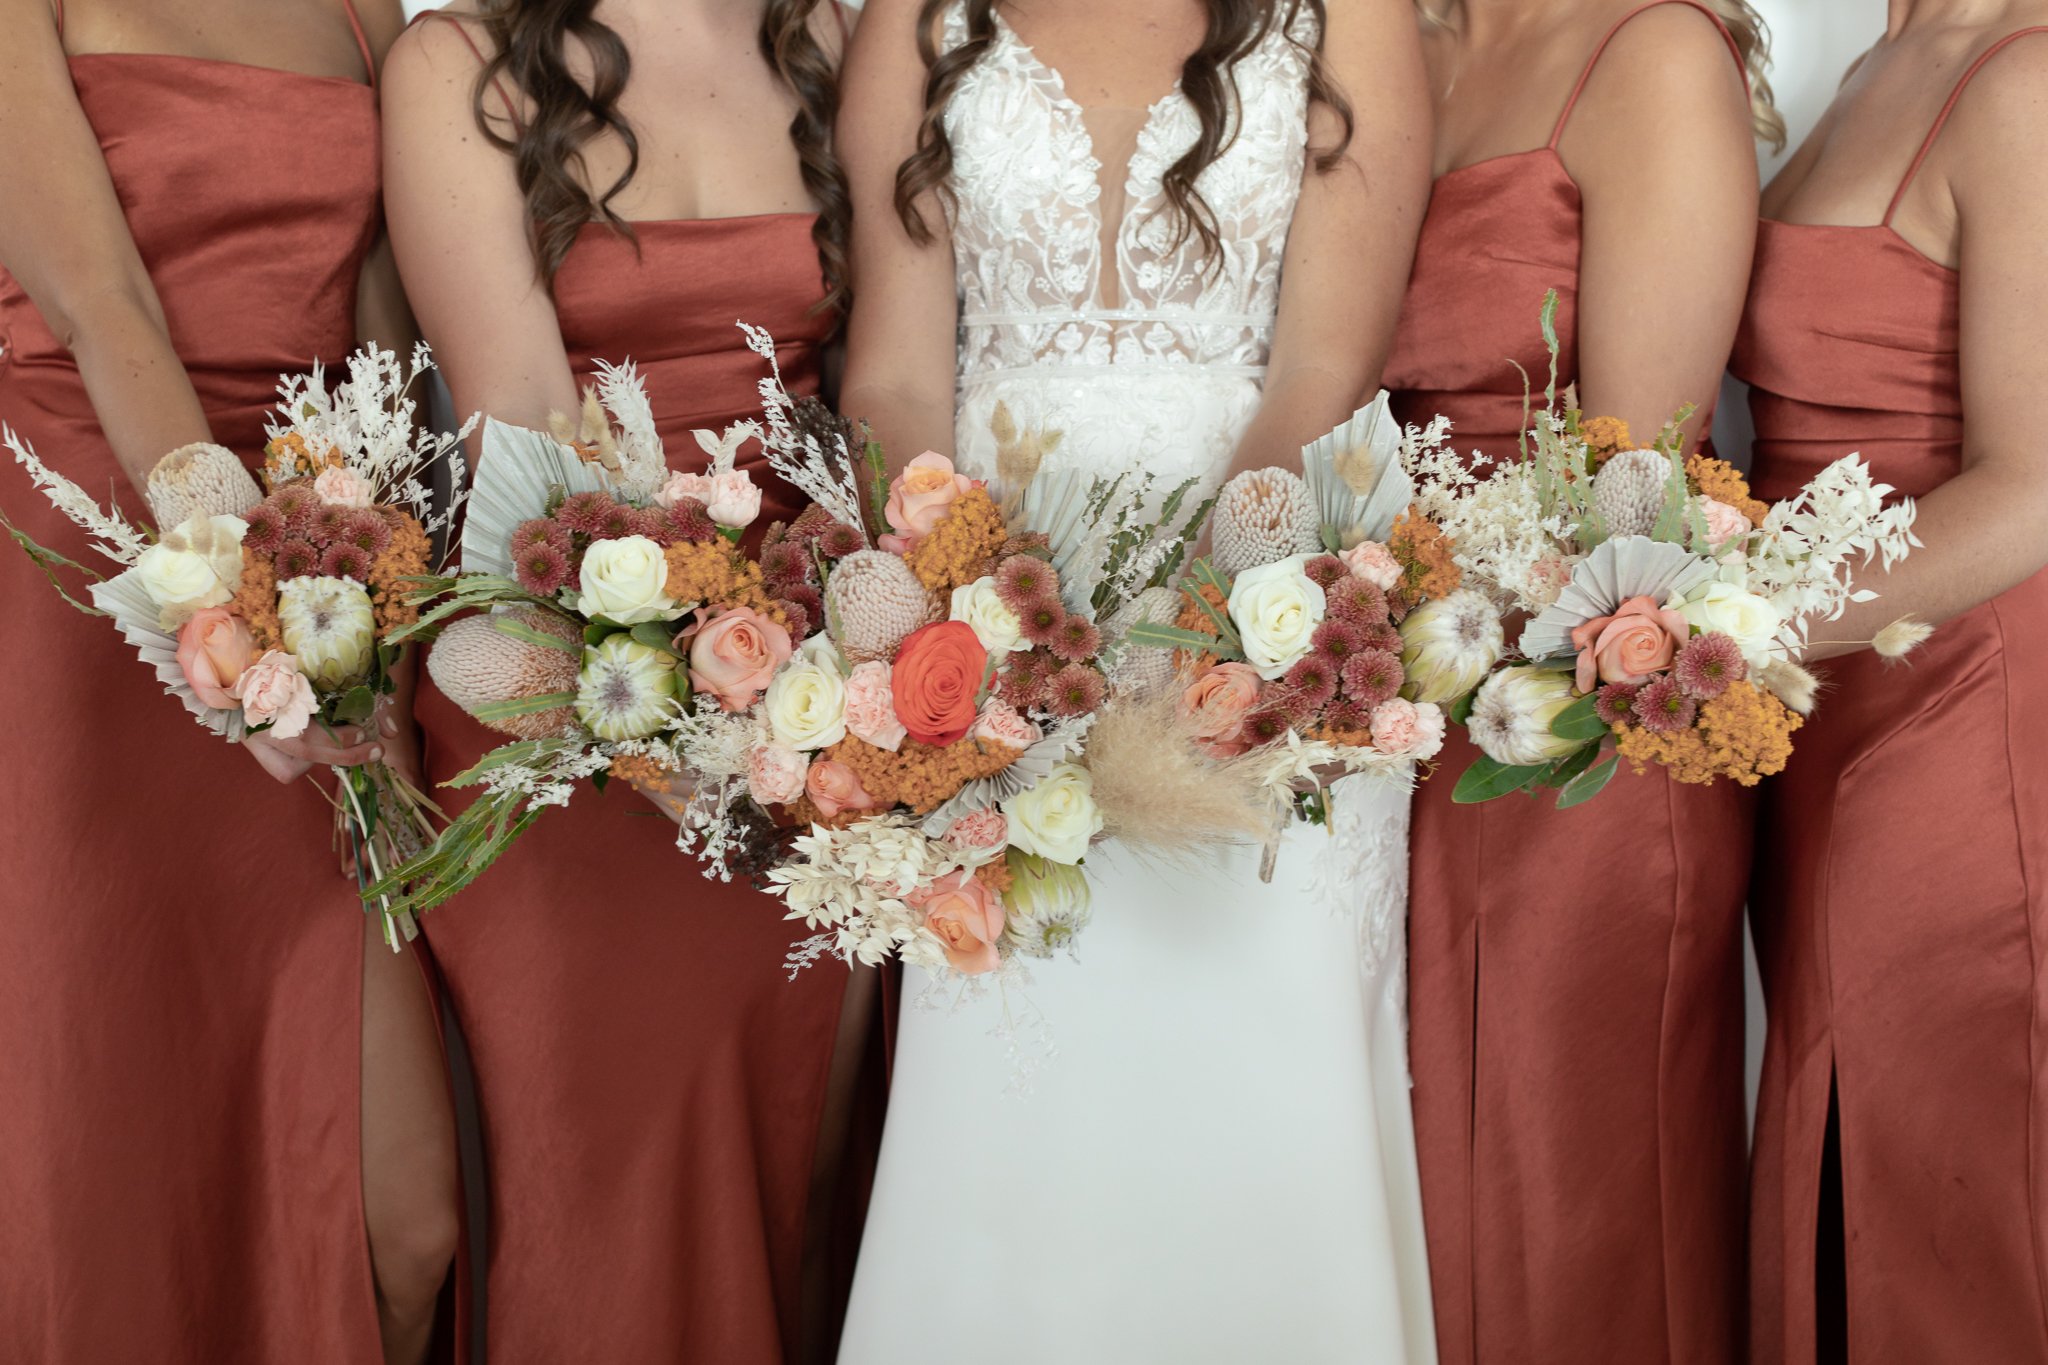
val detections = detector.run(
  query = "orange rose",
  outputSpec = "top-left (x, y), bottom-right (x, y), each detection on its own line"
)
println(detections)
top-left (891, 620), bottom-right (988, 746)
top-left (1178, 661), bottom-right (1262, 757)
top-left (1570, 594), bottom-right (1689, 693)
top-left (883, 452), bottom-right (976, 550)
top-left (687, 606), bottom-right (793, 712)
top-left (909, 868), bottom-right (1005, 975)
top-left (176, 607), bottom-right (256, 710)
top-left (805, 760), bottom-right (878, 819)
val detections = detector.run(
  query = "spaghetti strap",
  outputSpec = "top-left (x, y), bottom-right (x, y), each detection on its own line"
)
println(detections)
top-left (1883, 26), bottom-right (2048, 226)
top-left (339, 0), bottom-right (376, 90)
top-left (1549, 0), bottom-right (1747, 149)
top-left (409, 9), bottom-right (524, 134)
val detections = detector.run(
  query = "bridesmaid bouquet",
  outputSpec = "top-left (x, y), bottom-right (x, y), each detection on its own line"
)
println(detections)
top-left (1409, 292), bottom-right (1925, 807)
top-left (1124, 394), bottom-right (1490, 832)
top-left (2, 345), bottom-right (472, 945)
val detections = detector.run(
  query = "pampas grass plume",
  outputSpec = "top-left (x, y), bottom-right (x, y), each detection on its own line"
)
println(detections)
top-left (1084, 687), bottom-right (1272, 857)
top-left (1873, 615), bottom-right (1933, 662)
top-left (1757, 657), bottom-right (1822, 716)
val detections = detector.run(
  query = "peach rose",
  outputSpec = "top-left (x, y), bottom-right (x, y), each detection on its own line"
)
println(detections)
top-left (687, 606), bottom-right (794, 712)
top-left (891, 620), bottom-right (988, 747)
top-left (1570, 594), bottom-right (1689, 693)
top-left (1340, 541), bottom-right (1403, 593)
top-left (970, 697), bottom-right (1040, 751)
top-left (844, 660), bottom-right (907, 752)
top-left (910, 868), bottom-right (1004, 976)
top-left (232, 650), bottom-right (318, 740)
top-left (882, 452), bottom-right (976, 549)
top-left (176, 607), bottom-right (255, 710)
top-left (1368, 698), bottom-right (1447, 762)
top-left (748, 743), bottom-right (809, 806)
top-left (944, 808), bottom-right (1008, 848)
top-left (313, 466), bottom-right (373, 509)
top-left (805, 760), bottom-right (878, 819)
top-left (1178, 661), bottom-right (1262, 757)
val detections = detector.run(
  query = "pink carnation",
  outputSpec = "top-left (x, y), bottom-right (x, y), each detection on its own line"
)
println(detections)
top-left (944, 809), bottom-right (1009, 849)
top-left (971, 697), bottom-right (1041, 751)
top-left (844, 660), bottom-right (908, 752)
top-left (1340, 541), bottom-right (1403, 592)
top-left (1369, 698), bottom-right (1446, 761)
top-left (748, 743), bottom-right (810, 806)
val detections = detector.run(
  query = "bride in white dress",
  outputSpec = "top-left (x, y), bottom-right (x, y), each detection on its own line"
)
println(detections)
top-left (834, 1), bottom-right (1435, 1358)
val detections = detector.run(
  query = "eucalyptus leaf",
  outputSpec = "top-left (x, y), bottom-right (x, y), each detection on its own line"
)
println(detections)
top-left (1548, 692), bottom-right (1611, 743)
top-left (1452, 756), bottom-right (1553, 804)
top-left (332, 685), bottom-right (378, 727)
top-left (1555, 754), bottom-right (1621, 810)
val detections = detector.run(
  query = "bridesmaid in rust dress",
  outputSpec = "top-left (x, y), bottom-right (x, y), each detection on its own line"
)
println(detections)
top-left (1383, 2), bottom-right (1775, 1360)
top-left (1732, 10), bottom-right (2048, 1362)
top-left (382, 4), bottom-right (875, 1360)
top-left (0, 1), bottom-right (458, 1361)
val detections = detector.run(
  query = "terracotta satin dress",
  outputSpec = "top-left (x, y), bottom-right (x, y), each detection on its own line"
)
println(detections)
top-left (408, 28), bottom-right (864, 1358)
top-left (0, 8), bottom-right (388, 1361)
top-left (1731, 30), bottom-right (2048, 1364)
top-left (1383, 6), bottom-right (1754, 1362)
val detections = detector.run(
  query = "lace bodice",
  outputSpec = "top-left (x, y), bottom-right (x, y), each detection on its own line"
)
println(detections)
top-left (944, 4), bottom-right (1314, 384)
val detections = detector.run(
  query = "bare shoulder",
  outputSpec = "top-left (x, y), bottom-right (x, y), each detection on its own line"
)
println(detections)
top-left (1588, 1), bottom-right (1748, 102)
top-left (349, 0), bottom-right (410, 57)
top-left (1948, 28), bottom-right (2048, 200)
top-left (382, 6), bottom-right (494, 106)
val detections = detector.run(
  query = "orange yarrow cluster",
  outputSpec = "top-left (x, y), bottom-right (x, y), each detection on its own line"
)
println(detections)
top-left (663, 540), bottom-right (788, 627)
top-left (1615, 680), bottom-right (1800, 785)
top-left (907, 485), bottom-right (1008, 593)
top-left (791, 733), bottom-right (1024, 823)
top-left (369, 514), bottom-right (433, 635)
top-left (1685, 453), bottom-right (1771, 526)
top-left (1580, 415), bottom-right (1634, 467)
top-left (1389, 506), bottom-right (1461, 609)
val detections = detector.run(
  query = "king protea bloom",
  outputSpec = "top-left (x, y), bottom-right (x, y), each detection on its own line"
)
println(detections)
top-left (575, 635), bottom-right (680, 741)
top-left (277, 574), bottom-right (376, 690)
top-left (1468, 665), bottom-right (1582, 767)
top-left (1398, 589), bottom-right (1504, 704)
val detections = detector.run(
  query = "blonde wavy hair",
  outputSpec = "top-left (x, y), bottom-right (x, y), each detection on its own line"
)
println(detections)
top-left (1417, 0), bottom-right (1786, 152)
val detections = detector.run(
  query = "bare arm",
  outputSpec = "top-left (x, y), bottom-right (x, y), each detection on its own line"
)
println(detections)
top-left (836, 0), bottom-right (962, 468)
top-left (1565, 5), bottom-right (1758, 450)
top-left (1223, 0), bottom-right (1431, 478)
top-left (380, 14), bottom-right (581, 441)
top-left (0, 0), bottom-right (211, 485)
top-left (1805, 45), bottom-right (2048, 658)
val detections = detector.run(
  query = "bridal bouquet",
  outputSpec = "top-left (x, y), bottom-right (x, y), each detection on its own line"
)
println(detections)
top-left (1124, 394), bottom-right (1490, 826)
top-left (3, 345), bottom-right (472, 945)
top-left (1410, 292), bottom-right (1924, 807)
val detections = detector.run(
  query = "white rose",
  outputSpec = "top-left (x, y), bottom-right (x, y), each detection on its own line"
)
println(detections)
top-left (763, 636), bottom-right (848, 751)
top-left (575, 535), bottom-right (678, 625)
top-left (136, 513), bottom-right (247, 625)
top-left (948, 576), bottom-right (1026, 655)
top-left (1227, 555), bottom-right (1327, 680)
top-left (313, 466), bottom-right (374, 509)
top-left (1677, 581), bottom-right (1782, 663)
top-left (1004, 762), bottom-right (1103, 865)
top-left (705, 470), bottom-right (762, 530)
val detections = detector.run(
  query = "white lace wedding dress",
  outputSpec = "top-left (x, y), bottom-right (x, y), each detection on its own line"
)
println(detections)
top-left (837, 8), bottom-right (1436, 1361)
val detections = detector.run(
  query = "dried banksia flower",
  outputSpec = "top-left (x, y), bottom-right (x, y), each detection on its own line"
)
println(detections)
top-left (427, 607), bottom-right (582, 740)
top-left (1209, 468), bottom-right (1322, 578)
top-left (824, 549), bottom-right (937, 664)
top-left (146, 442), bottom-right (264, 527)
top-left (1592, 448), bottom-right (1673, 538)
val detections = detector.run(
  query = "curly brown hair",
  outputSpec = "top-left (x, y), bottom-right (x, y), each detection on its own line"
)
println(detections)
top-left (892, 0), bottom-right (1354, 257)
top-left (468, 0), bottom-right (852, 309)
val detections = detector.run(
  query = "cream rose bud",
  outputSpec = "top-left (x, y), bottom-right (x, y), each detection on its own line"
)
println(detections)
top-left (948, 576), bottom-right (1026, 655)
top-left (312, 466), bottom-right (374, 509)
top-left (655, 470), bottom-right (714, 511)
top-left (1677, 581), bottom-right (1781, 663)
top-left (1004, 762), bottom-right (1103, 865)
top-left (705, 470), bottom-right (762, 530)
top-left (575, 535), bottom-right (678, 625)
top-left (1399, 589), bottom-right (1505, 703)
top-left (763, 636), bottom-right (849, 751)
top-left (136, 513), bottom-right (247, 623)
top-left (1227, 555), bottom-right (1327, 679)
top-left (1467, 666), bottom-right (1581, 767)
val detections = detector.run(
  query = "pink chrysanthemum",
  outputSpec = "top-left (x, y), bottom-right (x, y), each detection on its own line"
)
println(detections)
top-left (512, 519), bottom-right (569, 557)
top-left (515, 542), bottom-right (572, 597)
top-left (1324, 695), bottom-right (1374, 735)
top-left (662, 499), bottom-right (718, 545)
top-left (818, 522), bottom-right (865, 559)
top-left (242, 503), bottom-right (287, 555)
top-left (1356, 621), bottom-right (1405, 656)
top-left (759, 540), bottom-right (810, 588)
top-left (274, 537), bottom-right (321, 581)
top-left (1674, 631), bottom-right (1746, 699)
top-left (1631, 676), bottom-right (1698, 734)
top-left (320, 543), bottom-right (371, 581)
top-left (1283, 655), bottom-right (1339, 708)
top-left (1240, 702), bottom-right (1295, 748)
top-left (1340, 648), bottom-right (1405, 709)
top-left (1325, 576), bottom-right (1390, 627)
top-left (995, 555), bottom-right (1057, 614)
top-left (778, 599), bottom-right (813, 641)
top-left (1303, 554), bottom-right (1348, 589)
top-left (781, 583), bottom-right (823, 629)
top-left (1594, 682), bottom-right (1641, 727)
top-left (1045, 663), bottom-right (1107, 718)
top-left (273, 484), bottom-right (320, 530)
top-left (341, 508), bottom-right (393, 556)
top-left (1309, 619), bottom-right (1368, 663)
top-left (788, 505), bottom-right (839, 542)
top-left (309, 503), bottom-right (352, 546)
top-left (1050, 614), bottom-right (1101, 663)
top-left (1018, 596), bottom-right (1066, 649)
top-left (758, 520), bottom-right (791, 551)
top-left (589, 499), bottom-right (638, 541)
top-left (996, 665), bottom-right (1046, 713)
top-left (555, 491), bottom-right (617, 536)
